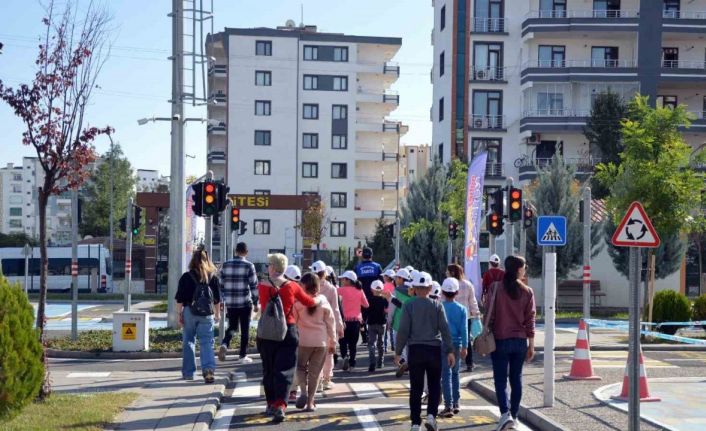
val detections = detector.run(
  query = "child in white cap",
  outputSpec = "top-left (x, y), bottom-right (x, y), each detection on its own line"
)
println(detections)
top-left (382, 269), bottom-right (397, 352)
top-left (438, 277), bottom-right (469, 418)
top-left (338, 271), bottom-right (369, 371)
top-left (367, 280), bottom-right (389, 372)
top-left (310, 261), bottom-right (343, 390)
top-left (386, 268), bottom-right (413, 377)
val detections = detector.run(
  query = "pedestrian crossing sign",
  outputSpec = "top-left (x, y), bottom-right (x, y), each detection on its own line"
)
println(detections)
top-left (537, 216), bottom-right (567, 246)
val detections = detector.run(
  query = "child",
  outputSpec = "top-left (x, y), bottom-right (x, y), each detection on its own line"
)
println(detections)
top-left (386, 268), bottom-right (413, 378)
top-left (338, 271), bottom-right (369, 371)
top-left (395, 271), bottom-right (454, 431)
top-left (382, 269), bottom-right (397, 352)
top-left (368, 280), bottom-right (389, 372)
top-left (311, 261), bottom-right (343, 390)
top-left (438, 277), bottom-right (469, 418)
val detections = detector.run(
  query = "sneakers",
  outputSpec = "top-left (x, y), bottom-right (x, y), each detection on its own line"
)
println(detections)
top-left (439, 407), bottom-right (454, 418)
top-left (183, 375), bottom-right (195, 381)
top-left (203, 369), bottom-right (215, 384)
top-left (466, 364), bottom-right (475, 372)
top-left (295, 395), bottom-right (308, 410)
top-left (342, 357), bottom-right (350, 371)
top-left (218, 345), bottom-right (227, 362)
top-left (452, 404), bottom-right (460, 415)
top-left (496, 412), bottom-right (514, 431)
top-left (288, 390), bottom-right (298, 402)
top-left (410, 425), bottom-right (421, 431)
top-left (240, 356), bottom-right (253, 364)
top-left (322, 379), bottom-right (334, 390)
top-left (273, 407), bottom-right (286, 423)
top-left (424, 414), bottom-right (438, 431)
top-left (395, 362), bottom-right (408, 378)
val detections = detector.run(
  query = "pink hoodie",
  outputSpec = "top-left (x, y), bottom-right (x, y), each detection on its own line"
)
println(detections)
top-left (338, 284), bottom-right (369, 322)
top-left (293, 294), bottom-right (336, 348)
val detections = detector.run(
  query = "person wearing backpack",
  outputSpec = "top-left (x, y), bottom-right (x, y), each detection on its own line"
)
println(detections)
top-left (256, 253), bottom-right (323, 423)
top-left (175, 247), bottom-right (222, 384)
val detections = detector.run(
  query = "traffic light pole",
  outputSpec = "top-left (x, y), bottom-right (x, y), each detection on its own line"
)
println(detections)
top-left (218, 202), bottom-right (229, 345)
top-left (505, 178), bottom-right (514, 260)
top-left (125, 197), bottom-right (133, 312)
top-left (204, 172), bottom-right (214, 257)
top-left (520, 209), bottom-right (527, 258)
top-left (447, 238), bottom-right (453, 264)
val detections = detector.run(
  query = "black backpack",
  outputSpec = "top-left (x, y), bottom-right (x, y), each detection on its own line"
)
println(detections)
top-left (189, 271), bottom-right (214, 316)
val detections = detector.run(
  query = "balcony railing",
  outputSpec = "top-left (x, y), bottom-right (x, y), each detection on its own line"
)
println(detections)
top-left (472, 66), bottom-right (506, 81)
top-left (688, 111), bottom-right (706, 120)
top-left (472, 17), bottom-right (506, 32)
top-left (524, 59), bottom-right (636, 68)
top-left (207, 121), bottom-right (226, 134)
top-left (383, 91), bottom-right (400, 105)
top-left (662, 60), bottom-right (706, 69)
top-left (384, 61), bottom-right (400, 76)
top-left (663, 10), bottom-right (706, 19)
top-left (383, 120), bottom-right (403, 132)
top-left (516, 157), bottom-right (602, 172)
top-left (209, 92), bottom-right (227, 104)
top-left (526, 9), bottom-right (639, 19)
top-left (522, 109), bottom-right (591, 118)
top-left (208, 64), bottom-right (227, 76)
top-left (470, 115), bottom-right (506, 129)
top-left (486, 163), bottom-right (505, 177)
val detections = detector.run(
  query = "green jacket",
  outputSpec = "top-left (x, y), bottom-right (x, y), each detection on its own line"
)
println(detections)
top-left (392, 285), bottom-right (413, 331)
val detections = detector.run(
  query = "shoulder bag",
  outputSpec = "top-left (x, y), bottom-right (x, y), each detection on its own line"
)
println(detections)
top-left (473, 281), bottom-right (500, 356)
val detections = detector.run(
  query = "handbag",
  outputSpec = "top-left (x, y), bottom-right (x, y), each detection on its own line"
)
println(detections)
top-left (470, 317), bottom-right (483, 339)
top-left (473, 281), bottom-right (500, 356)
top-left (256, 278), bottom-right (291, 342)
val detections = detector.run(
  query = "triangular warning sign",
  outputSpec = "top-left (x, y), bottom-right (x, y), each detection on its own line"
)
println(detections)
top-left (542, 223), bottom-right (563, 243)
top-left (611, 202), bottom-right (660, 248)
top-left (125, 328), bottom-right (133, 335)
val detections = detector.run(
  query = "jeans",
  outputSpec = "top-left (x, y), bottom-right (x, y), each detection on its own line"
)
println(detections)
top-left (408, 344), bottom-right (442, 425)
top-left (367, 324), bottom-right (385, 367)
top-left (257, 324), bottom-right (299, 409)
top-left (341, 320), bottom-right (361, 367)
top-left (466, 319), bottom-right (474, 367)
top-left (296, 346), bottom-right (327, 401)
top-left (385, 324), bottom-right (395, 352)
top-left (222, 305), bottom-right (252, 358)
top-left (491, 338), bottom-right (529, 418)
top-left (181, 306), bottom-right (216, 378)
top-left (442, 346), bottom-right (461, 407)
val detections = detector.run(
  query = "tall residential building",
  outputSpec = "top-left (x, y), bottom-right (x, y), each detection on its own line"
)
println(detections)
top-left (400, 145), bottom-right (431, 193)
top-left (137, 169), bottom-right (169, 192)
top-left (206, 23), bottom-right (406, 261)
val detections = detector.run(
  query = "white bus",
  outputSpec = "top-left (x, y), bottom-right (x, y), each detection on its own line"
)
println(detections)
top-left (0, 245), bottom-right (112, 293)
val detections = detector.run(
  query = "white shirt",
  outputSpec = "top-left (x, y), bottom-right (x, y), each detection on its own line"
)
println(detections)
top-left (456, 278), bottom-right (480, 317)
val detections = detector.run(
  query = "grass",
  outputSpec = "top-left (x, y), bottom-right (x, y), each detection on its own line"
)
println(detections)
top-left (536, 311), bottom-right (630, 320)
top-left (47, 327), bottom-right (259, 352)
top-left (29, 292), bottom-right (167, 301)
top-left (149, 301), bottom-right (168, 313)
top-left (0, 392), bottom-right (137, 431)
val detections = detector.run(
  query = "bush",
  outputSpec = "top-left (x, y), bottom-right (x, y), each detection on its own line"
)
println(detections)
top-left (693, 295), bottom-right (706, 321)
top-left (651, 290), bottom-right (692, 335)
top-left (0, 276), bottom-right (44, 419)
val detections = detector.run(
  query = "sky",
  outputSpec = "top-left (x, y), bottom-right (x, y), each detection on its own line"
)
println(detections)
top-left (0, 0), bottom-right (433, 178)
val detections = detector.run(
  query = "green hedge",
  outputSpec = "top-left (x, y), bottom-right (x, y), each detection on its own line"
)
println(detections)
top-left (651, 290), bottom-right (692, 335)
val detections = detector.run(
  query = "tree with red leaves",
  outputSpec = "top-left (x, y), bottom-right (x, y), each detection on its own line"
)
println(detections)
top-left (0, 0), bottom-right (112, 397)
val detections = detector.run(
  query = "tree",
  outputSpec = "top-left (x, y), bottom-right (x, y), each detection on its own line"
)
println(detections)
top-left (523, 156), bottom-right (603, 280)
top-left (0, 233), bottom-right (38, 248)
top-left (0, 1), bottom-right (112, 396)
top-left (80, 144), bottom-right (136, 238)
top-left (366, 218), bottom-right (395, 267)
top-left (583, 91), bottom-right (628, 198)
top-left (298, 199), bottom-right (328, 259)
top-left (400, 163), bottom-right (449, 280)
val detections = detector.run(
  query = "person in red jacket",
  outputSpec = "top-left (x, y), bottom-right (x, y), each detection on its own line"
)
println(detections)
top-left (482, 254), bottom-right (505, 309)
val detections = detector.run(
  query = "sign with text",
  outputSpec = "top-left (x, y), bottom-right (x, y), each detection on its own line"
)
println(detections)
top-left (227, 194), bottom-right (319, 210)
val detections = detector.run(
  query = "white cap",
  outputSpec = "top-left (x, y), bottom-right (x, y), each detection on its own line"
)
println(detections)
top-left (405, 265), bottom-right (414, 272)
top-left (441, 277), bottom-right (460, 293)
top-left (325, 265), bottom-right (334, 276)
top-left (284, 265), bottom-right (302, 281)
top-left (410, 269), bottom-right (420, 280)
top-left (489, 254), bottom-right (501, 264)
top-left (340, 270), bottom-right (358, 283)
top-left (371, 280), bottom-right (384, 291)
top-left (411, 271), bottom-right (433, 287)
top-left (310, 260), bottom-right (327, 273)
top-left (383, 269), bottom-right (396, 278)
top-left (430, 281), bottom-right (441, 298)
top-left (395, 268), bottom-right (412, 281)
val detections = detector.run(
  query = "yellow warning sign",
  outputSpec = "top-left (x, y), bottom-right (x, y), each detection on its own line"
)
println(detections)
top-left (121, 323), bottom-right (136, 340)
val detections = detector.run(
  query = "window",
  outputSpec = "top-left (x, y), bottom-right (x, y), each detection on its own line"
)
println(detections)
top-left (9, 208), bottom-right (22, 217)
top-left (537, 92), bottom-right (564, 115)
top-left (664, 0), bottom-right (680, 18)
top-left (330, 221), bottom-right (347, 237)
top-left (594, 0), bottom-right (621, 17)
top-left (302, 162), bottom-right (318, 178)
top-left (303, 104), bottom-right (319, 119)
top-left (254, 130), bottom-right (271, 146)
top-left (591, 47), bottom-right (619, 67)
top-left (254, 189), bottom-right (271, 195)
top-left (332, 105), bottom-right (348, 120)
top-left (657, 95), bottom-right (678, 109)
top-left (254, 219), bottom-right (271, 235)
top-left (440, 51), bottom-right (445, 76)
top-left (304, 46), bottom-right (318, 60)
top-left (472, 90), bottom-right (503, 126)
top-left (331, 163), bottom-right (347, 179)
top-left (539, 0), bottom-right (567, 17)
top-left (255, 71), bottom-right (271, 86)
top-left (9, 220), bottom-right (22, 228)
top-left (474, 0), bottom-right (504, 32)
top-left (333, 47), bottom-right (349, 62)
top-left (11, 184), bottom-right (21, 193)
top-left (332, 134), bottom-right (348, 149)
top-left (12, 174), bottom-right (21, 181)
top-left (441, 5), bottom-right (446, 30)
top-left (255, 100), bottom-right (271, 116)
top-left (303, 133), bottom-right (319, 149)
top-left (662, 47), bottom-right (679, 68)
top-left (439, 97), bottom-right (445, 121)
top-left (474, 42), bottom-right (503, 80)
top-left (472, 138), bottom-right (502, 175)
top-left (538, 45), bottom-right (565, 67)
top-left (254, 160), bottom-right (271, 175)
top-left (303, 75), bottom-right (319, 90)
top-left (256, 40), bottom-right (272, 56)
top-left (331, 192), bottom-right (347, 208)
top-left (333, 76), bottom-right (348, 91)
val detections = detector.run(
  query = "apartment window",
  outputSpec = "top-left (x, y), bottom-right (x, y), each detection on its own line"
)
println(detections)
top-left (9, 208), bottom-right (21, 217)
top-left (256, 40), bottom-right (272, 56)
top-left (439, 97), bottom-right (445, 121)
top-left (332, 105), bottom-right (348, 120)
top-left (538, 45), bottom-right (565, 67)
top-left (472, 90), bottom-right (503, 126)
top-left (471, 138), bottom-right (502, 173)
top-left (664, 0), bottom-right (680, 17)
top-left (254, 160), bottom-right (271, 175)
top-left (254, 219), bottom-right (271, 235)
top-left (303, 104), bottom-right (319, 119)
top-left (330, 221), bottom-right (347, 237)
top-left (474, 0), bottom-right (504, 32)
top-left (657, 95), bottom-right (678, 109)
top-left (333, 76), bottom-right (348, 91)
top-left (303, 75), bottom-right (319, 90)
top-left (9, 220), bottom-right (22, 228)
top-left (254, 130), bottom-right (271, 146)
top-left (303, 133), bottom-right (319, 149)
top-left (591, 47), bottom-right (619, 67)
top-left (12, 174), bottom-right (21, 181)
top-left (333, 47), bottom-right (348, 62)
top-left (594, 0), bottom-right (621, 17)
top-left (441, 5), bottom-right (446, 30)
top-left (662, 47), bottom-right (679, 68)
top-left (331, 192), bottom-right (347, 208)
top-left (255, 100), bottom-right (271, 116)
top-left (537, 92), bottom-right (564, 115)
top-left (331, 163), bottom-right (347, 179)
top-left (302, 162), bottom-right (318, 178)
top-left (254, 189), bottom-right (271, 195)
top-left (332, 134), bottom-right (348, 149)
top-left (438, 143), bottom-right (444, 163)
top-left (11, 185), bottom-right (21, 193)
top-left (474, 42), bottom-right (503, 79)
top-left (304, 45), bottom-right (318, 60)
top-left (255, 70), bottom-right (271, 86)
top-left (440, 51), bottom-right (445, 77)
top-left (539, 0), bottom-right (567, 17)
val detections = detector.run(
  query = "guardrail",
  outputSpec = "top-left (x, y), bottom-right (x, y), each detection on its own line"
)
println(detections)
top-left (525, 9), bottom-right (639, 19)
top-left (663, 10), bottom-right (706, 19)
top-left (472, 17), bottom-right (506, 32)
top-left (470, 115), bottom-right (506, 129)
top-left (662, 60), bottom-right (706, 69)
top-left (524, 59), bottom-right (636, 68)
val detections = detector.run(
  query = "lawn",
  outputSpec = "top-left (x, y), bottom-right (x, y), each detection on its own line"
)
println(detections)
top-left (29, 292), bottom-right (167, 301)
top-left (0, 392), bottom-right (137, 431)
top-left (149, 301), bottom-right (168, 313)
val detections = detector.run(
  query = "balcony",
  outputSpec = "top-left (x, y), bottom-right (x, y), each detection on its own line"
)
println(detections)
top-left (471, 66), bottom-right (507, 82)
top-left (384, 61), bottom-right (400, 76)
top-left (356, 119), bottom-right (408, 135)
top-left (469, 115), bottom-right (506, 131)
top-left (357, 89), bottom-right (399, 107)
top-left (522, 9), bottom-right (639, 37)
top-left (520, 109), bottom-right (590, 133)
top-left (686, 111), bottom-right (706, 132)
top-left (521, 59), bottom-right (637, 84)
top-left (516, 157), bottom-right (601, 182)
top-left (486, 162), bottom-right (505, 178)
top-left (661, 60), bottom-right (706, 82)
top-left (663, 10), bottom-right (706, 19)
top-left (208, 64), bottom-right (227, 78)
top-left (355, 175), bottom-right (399, 190)
top-left (207, 150), bottom-right (226, 165)
top-left (663, 10), bottom-right (706, 33)
top-left (209, 91), bottom-right (227, 105)
top-left (207, 121), bottom-right (226, 135)
top-left (472, 17), bottom-right (507, 34)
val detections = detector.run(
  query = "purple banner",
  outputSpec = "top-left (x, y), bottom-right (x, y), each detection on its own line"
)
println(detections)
top-left (464, 152), bottom-right (488, 304)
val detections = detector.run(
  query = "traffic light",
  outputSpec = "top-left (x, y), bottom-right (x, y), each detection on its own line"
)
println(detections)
top-left (488, 212), bottom-right (504, 236)
top-left (491, 188), bottom-right (504, 216)
top-left (119, 217), bottom-right (127, 232)
top-left (192, 182), bottom-right (204, 216)
top-left (239, 221), bottom-right (248, 236)
top-left (448, 222), bottom-right (459, 240)
top-left (523, 206), bottom-right (534, 229)
top-left (217, 183), bottom-right (230, 212)
top-left (132, 206), bottom-right (142, 236)
top-left (230, 208), bottom-right (240, 231)
top-left (203, 181), bottom-right (218, 216)
top-left (386, 223), bottom-right (395, 238)
top-left (509, 188), bottom-right (522, 222)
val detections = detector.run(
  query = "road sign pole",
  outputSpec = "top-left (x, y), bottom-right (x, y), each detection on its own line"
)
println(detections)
top-left (544, 247), bottom-right (556, 407)
top-left (447, 237), bottom-right (453, 264)
top-left (505, 178), bottom-right (514, 259)
top-left (71, 188), bottom-right (79, 341)
top-left (520, 218), bottom-right (527, 258)
top-left (583, 187), bottom-right (592, 321)
top-left (125, 198), bottom-right (133, 312)
top-left (628, 246), bottom-right (641, 431)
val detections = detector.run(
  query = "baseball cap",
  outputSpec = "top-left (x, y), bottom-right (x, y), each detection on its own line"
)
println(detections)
top-left (284, 265), bottom-right (302, 281)
top-left (411, 271), bottom-right (433, 287)
top-left (489, 254), bottom-right (501, 264)
top-left (362, 247), bottom-right (373, 259)
top-left (395, 268), bottom-right (411, 281)
top-left (371, 280), bottom-right (384, 291)
top-left (325, 265), bottom-right (334, 276)
top-left (310, 260), bottom-right (327, 274)
top-left (383, 269), bottom-right (396, 279)
top-left (441, 277), bottom-right (460, 293)
top-left (430, 281), bottom-right (441, 298)
top-left (340, 270), bottom-right (358, 283)
top-left (405, 265), bottom-right (414, 272)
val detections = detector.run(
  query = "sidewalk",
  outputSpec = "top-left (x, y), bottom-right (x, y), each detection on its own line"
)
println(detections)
top-left (52, 369), bottom-right (230, 430)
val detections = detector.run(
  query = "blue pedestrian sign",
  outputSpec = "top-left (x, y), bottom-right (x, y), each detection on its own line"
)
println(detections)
top-left (537, 216), bottom-right (567, 247)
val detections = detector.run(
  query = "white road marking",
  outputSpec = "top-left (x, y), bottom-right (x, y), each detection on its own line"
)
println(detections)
top-left (354, 407), bottom-right (381, 431)
top-left (211, 406), bottom-right (236, 431)
top-left (66, 372), bottom-right (111, 378)
top-left (231, 372), bottom-right (260, 399)
top-left (349, 382), bottom-right (384, 399)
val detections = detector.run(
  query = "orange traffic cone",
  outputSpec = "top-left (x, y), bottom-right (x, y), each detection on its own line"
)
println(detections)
top-left (611, 347), bottom-right (661, 402)
top-left (564, 319), bottom-right (601, 380)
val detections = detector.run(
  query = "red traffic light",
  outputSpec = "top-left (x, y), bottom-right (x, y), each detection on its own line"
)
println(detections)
top-left (204, 183), bottom-right (215, 193)
top-left (231, 208), bottom-right (240, 223)
top-left (511, 190), bottom-right (521, 200)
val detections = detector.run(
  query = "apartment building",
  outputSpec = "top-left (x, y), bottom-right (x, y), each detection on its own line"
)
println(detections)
top-left (205, 23), bottom-right (406, 261)
top-left (400, 145), bottom-right (431, 192)
top-left (137, 169), bottom-right (169, 192)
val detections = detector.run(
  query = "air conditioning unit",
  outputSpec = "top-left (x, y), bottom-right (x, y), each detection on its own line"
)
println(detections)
top-left (476, 70), bottom-right (486, 80)
top-left (474, 118), bottom-right (484, 128)
top-left (526, 133), bottom-right (541, 145)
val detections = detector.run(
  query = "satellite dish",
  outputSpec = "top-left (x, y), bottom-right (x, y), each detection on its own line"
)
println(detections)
top-left (285, 19), bottom-right (296, 28)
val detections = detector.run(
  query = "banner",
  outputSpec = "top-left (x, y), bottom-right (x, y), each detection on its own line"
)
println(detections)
top-left (464, 152), bottom-right (488, 305)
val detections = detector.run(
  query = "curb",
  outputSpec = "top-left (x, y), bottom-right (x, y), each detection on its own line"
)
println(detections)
top-left (534, 344), bottom-right (706, 352)
top-left (465, 373), bottom-right (570, 431)
top-left (195, 373), bottom-right (232, 431)
top-left (47, 347), bottom-right (259, 360)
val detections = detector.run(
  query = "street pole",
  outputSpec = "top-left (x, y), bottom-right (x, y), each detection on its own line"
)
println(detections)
top-left (168, 0), bottom-right (185, 329)
top-left (125, 198), bottom-right (133, 312)
top-left (108, 134), bottom-right (115, 292)
top-left (628, 247), bottom-right (641, 431)
top-left (489, 234), bottom-right (496, 255)
top-left (219, 202), bottom-right (229, 345)
top-left (205, 171), bottom-right (213, 256)
top-left (23, 244), bottom-right (29, 295)
top-left (395, 216), bottom-right (401, 267)
top-left (505, 178), bottom-right (514, 259)
top-left (583, 187), bottom-right (592, 321)
top-left (520, 216), bottom-right (527, 258)
top-left (543, 246), bottom-right (556, 407)
top-left (447, 238), bottom-right (453, 265)
top-left (71, 188), bottom-right (79, 341)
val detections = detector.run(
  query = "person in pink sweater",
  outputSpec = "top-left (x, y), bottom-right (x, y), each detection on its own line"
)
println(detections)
top-left (310, 260), bottom-right (344, 390)
top-left (337, 270), bottom-right (369, 371)
top-left (293, 273), bottom-right (335, 412)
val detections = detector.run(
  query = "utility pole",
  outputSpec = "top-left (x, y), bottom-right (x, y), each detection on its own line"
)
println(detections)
top-left (168, 0), bottom-right (185, 329)
top-left (447, 238), bottom-right (453, 265)
top-left (108, 133), bottom-right (115, 292)
top-left (71, 188), bottom-right (79, 341)
top-left (505, 178), bottom-right (514, 259)
top-left (394, 217), bottom-right (401, 267)
top-left (125, 197), bottom-right (134, 312)
top-left (583, 187), bottom-right (592, 321)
